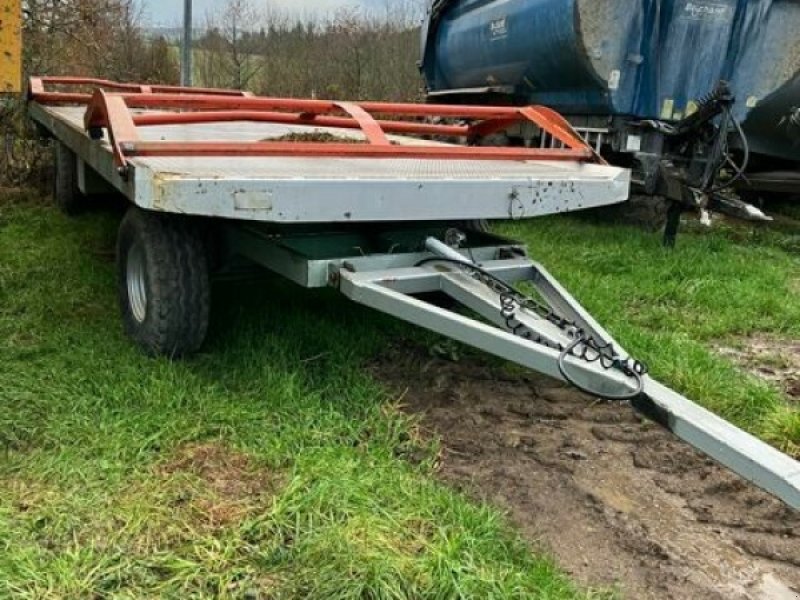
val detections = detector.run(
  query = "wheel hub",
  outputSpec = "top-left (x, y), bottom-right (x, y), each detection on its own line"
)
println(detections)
top-left (127, 243), bottom-right (148, 323)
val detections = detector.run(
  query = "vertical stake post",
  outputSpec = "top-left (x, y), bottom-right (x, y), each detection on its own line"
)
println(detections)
top-left (181, 0), bottom-right (193, 87)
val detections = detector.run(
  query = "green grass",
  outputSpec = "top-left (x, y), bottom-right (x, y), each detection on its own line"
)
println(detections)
top-left (2, 192), bottom-right (798, 599)
top-left (498, 214), bottom-right (800, 457)
top-left (0, 194), bottom-right (603, 599)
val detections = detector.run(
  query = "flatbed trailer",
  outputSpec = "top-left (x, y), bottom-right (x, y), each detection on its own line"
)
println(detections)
top-left (28, 77), bottom-right (800, 511)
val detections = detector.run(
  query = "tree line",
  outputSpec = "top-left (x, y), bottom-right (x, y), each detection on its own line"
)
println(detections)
top-left (1, 0), bottom-right (426, 185)
top-left (17, 0), bottom-right (425, 96)
top-left (193, 0), bottom-right (425, 101)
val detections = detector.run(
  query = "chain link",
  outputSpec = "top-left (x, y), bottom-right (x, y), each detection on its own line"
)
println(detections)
top-left (454, 261), bottom-right (649, 393)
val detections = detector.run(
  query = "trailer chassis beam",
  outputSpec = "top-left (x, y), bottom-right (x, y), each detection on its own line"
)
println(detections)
top-left (335, 248), bottom-right (800, 510)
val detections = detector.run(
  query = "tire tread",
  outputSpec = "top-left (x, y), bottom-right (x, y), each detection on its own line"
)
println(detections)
top-left (53, 142), bottom-right (85, 216)
top-left (118, 208), bottom-right (210, 357)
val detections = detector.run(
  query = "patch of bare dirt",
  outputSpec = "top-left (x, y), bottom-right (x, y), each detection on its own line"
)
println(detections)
top-left (265, 131), bottom-right (366, 144)
top-left (264, 131), bottom-right (402, 145)
top-left (5, 478), bottom-right (60, 514)
top-left (717, 336), bottom-right (800, 401)
top-left (373, 343), bottom-right (800, 600)
top-left (157, 442), bottom-right (280, 529)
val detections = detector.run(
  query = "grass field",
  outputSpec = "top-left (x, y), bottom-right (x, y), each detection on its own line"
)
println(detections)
top-left (498, 214), bottom-right (800, 458)
top-left (0, 192), bottom-right (601, 599)
top-left (1, 190), bottom-right (798, 598)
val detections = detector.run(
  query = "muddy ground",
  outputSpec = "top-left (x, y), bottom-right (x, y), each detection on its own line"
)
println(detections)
top-left (373, 343), bottom-right (800, 600)
top-left (717, 336), bottom-right (800, 402)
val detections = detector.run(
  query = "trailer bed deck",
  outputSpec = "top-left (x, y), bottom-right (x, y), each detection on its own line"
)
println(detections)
top-left (30, 104), bottom-right (629, 223)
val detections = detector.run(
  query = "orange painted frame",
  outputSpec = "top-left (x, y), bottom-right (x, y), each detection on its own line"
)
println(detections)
top-left (30, 76), bottom-right (599, 173)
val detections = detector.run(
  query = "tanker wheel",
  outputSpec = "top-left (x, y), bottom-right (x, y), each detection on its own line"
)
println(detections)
top-left (117, 206), bottom-right (211, 358)
top-left (53, 142), bottom-right (88, 216)
top-left (625, 195), bottom-right (670, 232)
top-left (588, 195), bottom-right (670, 232)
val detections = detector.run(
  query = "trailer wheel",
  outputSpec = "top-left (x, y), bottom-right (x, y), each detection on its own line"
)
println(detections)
top-left (117, 207), bottom-right (211, 358)
top-left (458, 219), bottom-right (489, 233)
top-left (53, 142), bottom-right (86, 215)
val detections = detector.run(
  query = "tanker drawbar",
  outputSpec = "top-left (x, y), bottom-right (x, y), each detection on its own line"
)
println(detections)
top-left (422, 0), bottom-right (800, 242)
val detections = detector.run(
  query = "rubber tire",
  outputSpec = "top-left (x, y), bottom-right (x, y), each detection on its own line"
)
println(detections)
top-left (53, 142), bottom-right (86, 215)
top-left (117, 207), bottom-right (211, 358)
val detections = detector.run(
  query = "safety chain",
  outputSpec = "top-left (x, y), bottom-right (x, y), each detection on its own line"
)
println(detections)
top-left (417, 256), bottom-right (649, 400)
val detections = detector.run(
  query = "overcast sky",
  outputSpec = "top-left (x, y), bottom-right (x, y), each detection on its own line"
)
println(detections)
top-left (139, 0), bottom-right (391, 26)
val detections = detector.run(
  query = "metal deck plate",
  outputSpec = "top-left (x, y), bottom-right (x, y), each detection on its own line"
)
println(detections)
top-left (35, 105), bottom-right (630, 224)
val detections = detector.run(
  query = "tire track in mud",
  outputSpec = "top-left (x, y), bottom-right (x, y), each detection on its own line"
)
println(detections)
top-left (373, 343), bottom-right (800, 600)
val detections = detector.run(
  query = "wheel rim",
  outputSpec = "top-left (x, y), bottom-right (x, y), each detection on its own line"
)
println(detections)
top-left (127, 243), bottom-right (148, 323)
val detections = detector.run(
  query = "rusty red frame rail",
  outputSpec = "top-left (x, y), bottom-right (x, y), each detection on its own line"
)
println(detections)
top-left (28, 76), bottom-right (252, 104)
top-left (29, 77), bottom-right (597, 173)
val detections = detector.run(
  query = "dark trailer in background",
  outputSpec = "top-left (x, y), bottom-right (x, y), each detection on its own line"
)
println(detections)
top-left (421, 0), bottom-right (800, 239)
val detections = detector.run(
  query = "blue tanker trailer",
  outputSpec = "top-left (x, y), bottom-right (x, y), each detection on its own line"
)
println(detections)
top-left (421, 0), bottom-right (800, 240)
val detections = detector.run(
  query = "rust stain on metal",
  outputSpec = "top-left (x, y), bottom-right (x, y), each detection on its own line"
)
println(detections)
top-left (151, 171), bottom-right (186, 209)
